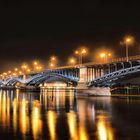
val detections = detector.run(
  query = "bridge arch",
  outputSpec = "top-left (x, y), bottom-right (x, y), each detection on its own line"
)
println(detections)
top-left (26, 72), bottom-right (79, 86)
top-left (88, 65), bottom-right (140, 87)
top-left (3, 77), bottom-right (24, 86)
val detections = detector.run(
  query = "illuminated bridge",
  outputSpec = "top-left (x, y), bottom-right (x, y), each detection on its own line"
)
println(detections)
top-left (1, 55), bottom-right (140, 89)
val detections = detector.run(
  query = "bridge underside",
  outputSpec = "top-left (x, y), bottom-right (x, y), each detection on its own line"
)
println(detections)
top-left (27, 76), bottom-right (78, 87)
top-left (90, 71), bottom-right (140, 87)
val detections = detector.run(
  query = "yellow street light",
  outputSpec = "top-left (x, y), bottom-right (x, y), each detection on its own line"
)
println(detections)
top-left (21, 64), bottom-right (27, 70)
top-left (75, 50), bottom-right (79, 55)
top-left (35, 66), bottom-right (42, 71)
top-left (39, 66), bottom-right (42, 70)
top-left (3, 72), bottom-right (7, 76)
top-left (50, 63), bottom-right (54, 68)
top-left (8, 71), bottom-right (11, 74)
top-left (51, 56), bottom-right (56, 61)
top-left (33, 61), bottom-right (38, 66)
top-left (81, 48), bottom-right (87, 54)
top-left (27, 69), bottom-right (31, 73)
top-left (13, 73), bottom-right (17, 76)
top-left (75, 47), bottom-right (88, 65)
top-left (100, 53), bottom-right (106, 58)
top-left (19, 71), bottom-right (22, 75)
top-left (69, 57), bottom-right (76, 65)
top-left (14, 68), bottom-right (18, 71)
top-left (123, 35), bottom-right (135, 62)
top-left (108, 53), bottom-right (111, 57)
top-left (100, 52), bottom-right (112, 63)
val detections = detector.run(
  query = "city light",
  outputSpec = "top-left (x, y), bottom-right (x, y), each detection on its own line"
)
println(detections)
top-left (99, 52), bottom-right (112, 63)
top-left (75, 47), bottom-right (88, 65)
top-left (21, 64), bottom-right (28, 70)
top-left (123, 35), bottom-right (135, 62)
top-left (124, 35), bottom-right (134, 45)
top-left (69, 57), bottom-right (76, 65)
top-left (100, 53), bottom-right (106, 58)
top-left (50, 63), bottom-right (54, 68)
top-left (8, 71), bottom-right (11, 74)
top-left (14, 68), bottom-right (18, 71)
top-left (35, 66), bottom-right (42, 71)
top-left (51, 56), bottom-right (57, 61)
top-left (27, 69), bottom-right (30, 72)
top-left (13, 73), bottom-right (17, 76)
top-left (75, 50), bottom-right (79, 55)
top-left (81, 48), bottom-right (87, 54)
top-left (19, 71), bottom-right (22, 75)
top-left (33, 61), bottom-right (38, 66)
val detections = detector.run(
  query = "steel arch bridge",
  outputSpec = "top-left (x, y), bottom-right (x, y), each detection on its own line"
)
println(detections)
top-left (3, 77), bottom-right (24, 86)
top-left (1, 71), bottom-right (79, 86)
top-left (26, 72), bottom-right (79, 86)
top-left (87, 65), bottom-right (140, 87)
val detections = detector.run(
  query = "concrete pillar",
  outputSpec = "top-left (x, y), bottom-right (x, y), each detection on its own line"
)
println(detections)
top-left (79, 66), bottom-right (88, 83)
top-left (77, 66), bottom-right (88, 89)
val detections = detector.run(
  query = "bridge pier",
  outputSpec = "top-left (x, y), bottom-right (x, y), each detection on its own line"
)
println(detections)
top-left (76, 66), bottom-right (111, 96)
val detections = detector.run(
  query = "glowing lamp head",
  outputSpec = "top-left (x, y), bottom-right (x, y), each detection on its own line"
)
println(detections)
top-left (126, 38), bottom-right (131, 43)
top-left (22, 64), bottom-right (27, 69)
top-left (51, 56), bottom-right (56, 61)
top-left (13, 73), bottom-right (16, 76)
top-left (34, 61), bottom-right (38, 65)
top-left (36, 66), bottom-right (39, 70)
top-left (100, 53), bottom-right (106, 58)
top-left (124, 35), bottom-right (134, 45)
top-left (14, 68), bottom-right (18, 71)
top-left (75, 50), bottom-right (79, 55)
top-left (19, 71), bottom-right (22, 75)
top-left (69, 57), bottom-right (76, 65)
top-left (108, 53), bottom-right (111, 57)
top-left (27, 69), bottom-right (30, 72)
top-left (8, 71), bottom-right (11, 74)
top-left (81, 48), bottom-right (87, 54)
top-left (3, 72), bottom-right (7, 75)
top-left (50, 63), bottom-right (54, 67)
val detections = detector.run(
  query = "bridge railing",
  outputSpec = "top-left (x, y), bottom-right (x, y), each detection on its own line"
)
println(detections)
top-left (1, 55), bottom-right (140, 80)
top-left (84, 55), bottom-right (140, 66)
top-left (110, 55), bottom-right (140, 63)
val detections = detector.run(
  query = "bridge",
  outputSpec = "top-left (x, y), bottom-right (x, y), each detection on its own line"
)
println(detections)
top-left (1, 55), bottom-right (140, 91)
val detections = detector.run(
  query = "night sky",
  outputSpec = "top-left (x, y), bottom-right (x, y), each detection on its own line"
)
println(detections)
top-left (0, 0), bottom-right (140, 71)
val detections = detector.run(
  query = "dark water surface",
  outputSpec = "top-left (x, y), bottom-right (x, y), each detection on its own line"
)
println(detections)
top-left (0, 89), bottom-right (140, 140)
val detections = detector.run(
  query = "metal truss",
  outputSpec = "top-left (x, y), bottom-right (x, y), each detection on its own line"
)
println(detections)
top-left (88, 65), bottom-right (140, 86)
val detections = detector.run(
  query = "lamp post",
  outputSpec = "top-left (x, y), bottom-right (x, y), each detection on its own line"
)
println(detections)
top-left (21, 64), bottom-right (28, 80)
top-left (69, 57), bottom-right (76, 65)
top-left (123, 35), bottom-right (134, 62)
top-left (100, 52), bottom-right (112, 63)
top-left (75, 48), bottom-right (87, 66)
top-left (49, 56), bottom-right (57, 68)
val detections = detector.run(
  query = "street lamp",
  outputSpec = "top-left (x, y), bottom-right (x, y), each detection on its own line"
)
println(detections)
top-left (49, 63), bottom-right (55, 68)
top-left (51, 56), bottom-right (56, 61)
top-left (49, 56), bottom-right (57, 68)
top-left (33, 61), bottom-right (38, 66)
top-left (27, 69), bottom-right (31, 73)
top-left (75, 48), bottom-right (87, 65)
top-left (100, 52), bottom-right (112, 63)
top-left (14, 68), bottom-right (18, 72)
top-left (123, 35), bottom-right (134, 62)
top-left (21, 64), bottom-right (28, 80)
top-left (69, 57), bottom-right (76, 65)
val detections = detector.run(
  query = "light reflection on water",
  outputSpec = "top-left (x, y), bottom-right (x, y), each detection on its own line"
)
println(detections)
top-left (1, 89), bottom-right (140, 139)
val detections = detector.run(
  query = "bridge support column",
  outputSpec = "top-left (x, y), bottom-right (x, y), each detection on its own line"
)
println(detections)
top-left (77, 66), bottom-right (96, 89)
top-left (77, 66), bottom-right (88, 89)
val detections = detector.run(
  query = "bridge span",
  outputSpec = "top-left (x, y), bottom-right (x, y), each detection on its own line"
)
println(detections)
top-left (1, 55), bottom-right (140, 95)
